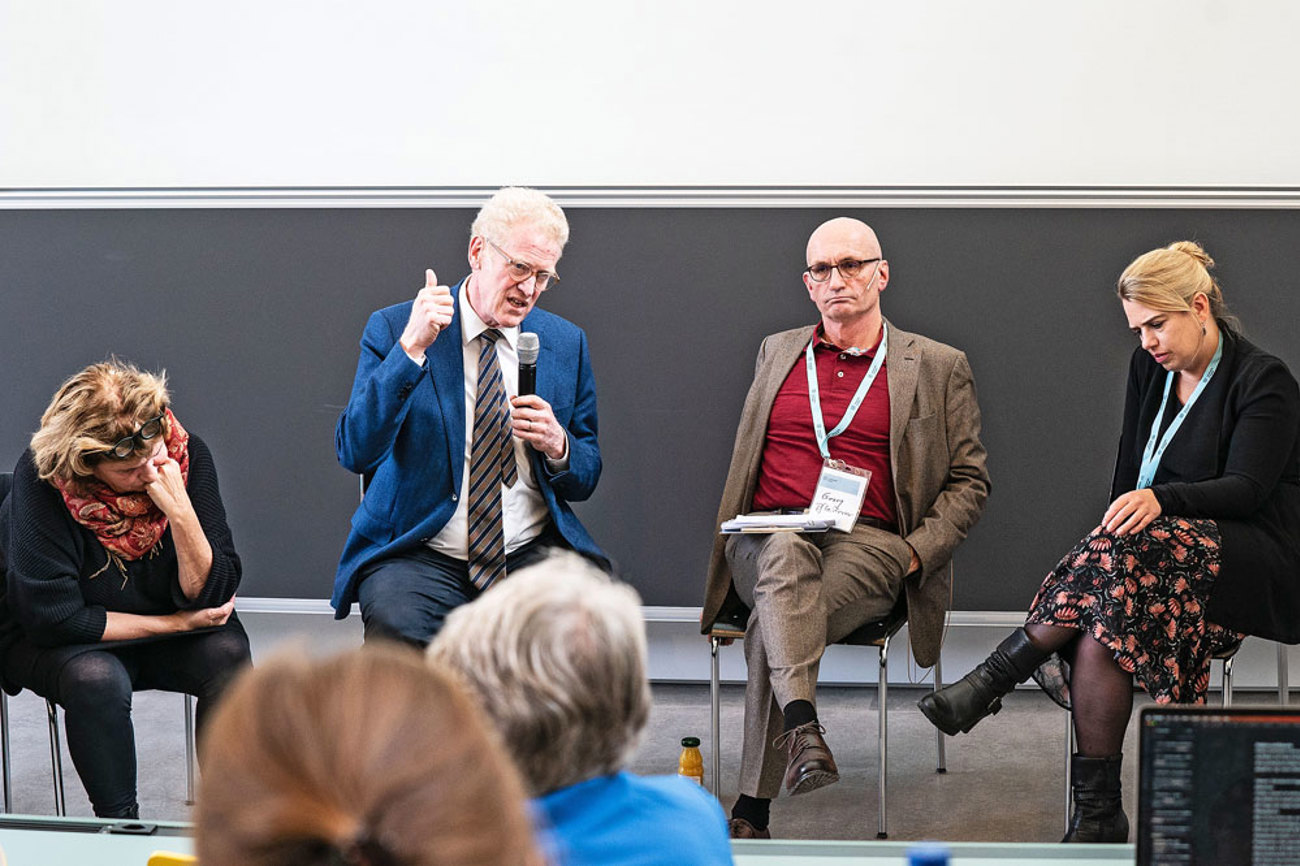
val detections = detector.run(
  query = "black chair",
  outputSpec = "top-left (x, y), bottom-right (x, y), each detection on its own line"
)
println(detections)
top-left (708, 565), bottom-right (950, 839)
top-left (0, 469), bottom-right (65, 814)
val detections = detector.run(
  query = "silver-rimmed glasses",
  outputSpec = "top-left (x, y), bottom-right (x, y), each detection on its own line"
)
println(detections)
top-left (485, 238), bottom-right (560, 291)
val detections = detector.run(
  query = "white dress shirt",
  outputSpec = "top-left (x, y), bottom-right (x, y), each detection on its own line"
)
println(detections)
top-left (422, 286), bottom-right (563, 559)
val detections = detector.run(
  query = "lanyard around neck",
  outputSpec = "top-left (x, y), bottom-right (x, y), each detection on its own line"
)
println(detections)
top-left (805, 323), bottom-right (888, 461)
top-left (1136, 335), bottom-right (1223, 489)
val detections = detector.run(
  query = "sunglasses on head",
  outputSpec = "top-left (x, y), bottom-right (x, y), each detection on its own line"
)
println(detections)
top-left (104, 413), bottom-right (165, 459)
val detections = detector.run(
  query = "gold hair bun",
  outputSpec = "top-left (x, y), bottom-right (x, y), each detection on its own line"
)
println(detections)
top-left (1168, 240), bottom-right (1214, 270)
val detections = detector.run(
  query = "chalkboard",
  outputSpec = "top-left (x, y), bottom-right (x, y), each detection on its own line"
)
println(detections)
top-left (2, 207), bottom-right (1297, 610)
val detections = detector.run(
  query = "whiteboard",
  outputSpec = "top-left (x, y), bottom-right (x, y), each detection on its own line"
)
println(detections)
top-left (3, 0), bottom-right (1299, 190)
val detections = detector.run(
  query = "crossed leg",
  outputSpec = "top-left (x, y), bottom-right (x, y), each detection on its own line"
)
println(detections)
top-left (729, 525), bottom-right (912, 798)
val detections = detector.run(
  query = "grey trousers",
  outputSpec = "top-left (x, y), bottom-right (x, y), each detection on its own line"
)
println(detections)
top-left (727, 524), bottom-right (912, 798)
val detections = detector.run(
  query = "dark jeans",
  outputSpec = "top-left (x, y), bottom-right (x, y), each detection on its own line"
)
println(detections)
top-left (357, 526), bottom-right (566, 648)
top-left (49, 626), bottom-right (251, 817)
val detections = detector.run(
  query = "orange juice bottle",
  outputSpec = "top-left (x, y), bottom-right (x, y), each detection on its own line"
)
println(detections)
top-left (678, 736), bottom-right (704, 785)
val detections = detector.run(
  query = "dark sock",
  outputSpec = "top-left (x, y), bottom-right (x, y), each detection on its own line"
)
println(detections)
top-left (732, 794), bottom-right (771, 830)
top-left (782, 699), bottom-right (817, 732)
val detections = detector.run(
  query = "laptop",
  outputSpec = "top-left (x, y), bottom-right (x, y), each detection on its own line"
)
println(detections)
top-left (1138, 705), bottom-right (1300, 865)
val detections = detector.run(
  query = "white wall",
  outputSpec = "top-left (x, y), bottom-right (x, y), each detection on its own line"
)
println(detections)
top-left (4, 1), bottom-right (1299, 191)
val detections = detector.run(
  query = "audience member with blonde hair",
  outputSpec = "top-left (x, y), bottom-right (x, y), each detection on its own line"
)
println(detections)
top-left (0, 359), bottom-right (250, 818)
top-left (921, 241), bottom-right (1300, 842)
top-left (429, 553), bottom-right (733, 866)
top-left (195, 646), bottom-right (543, 866)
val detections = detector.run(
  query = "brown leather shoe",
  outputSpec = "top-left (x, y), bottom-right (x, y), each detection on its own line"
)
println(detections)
top-left (774, 721), bottom-right (839, 795)
top-left (728, 817), bottom-right (771, 839)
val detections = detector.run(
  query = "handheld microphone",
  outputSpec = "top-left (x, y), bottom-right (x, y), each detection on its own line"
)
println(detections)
top-left (518, 333), bottom-right (540, 396)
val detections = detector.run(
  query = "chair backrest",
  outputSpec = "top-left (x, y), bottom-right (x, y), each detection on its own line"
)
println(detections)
top-left (0, 472), bottom-right (11, 574)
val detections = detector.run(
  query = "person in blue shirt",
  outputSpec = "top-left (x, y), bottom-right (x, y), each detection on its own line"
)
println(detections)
top-left (430, 553), bottom-right (734, 866)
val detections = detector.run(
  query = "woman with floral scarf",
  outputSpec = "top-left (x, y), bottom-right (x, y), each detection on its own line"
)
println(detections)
top-left (0, 359), bottom-right (250, 819)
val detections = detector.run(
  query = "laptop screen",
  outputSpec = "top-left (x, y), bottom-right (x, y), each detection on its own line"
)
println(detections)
top-left (1138, 705), bottom-right (1300, 865)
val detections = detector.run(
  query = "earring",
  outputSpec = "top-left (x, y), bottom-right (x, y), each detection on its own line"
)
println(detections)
top-left (1202, 321), bottom-right (1207, 335)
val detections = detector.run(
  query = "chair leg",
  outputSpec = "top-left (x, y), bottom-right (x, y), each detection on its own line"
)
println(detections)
top-left (184, 694), bottom-right (197, 806)
top-left (1064, 711), bottom-right (1074, 833)
top-left (933, 655), bottom-right (946, 773)
top-left (1279, 643), bottom-right (1290, 705)
top-left (876, 635), bottom-right (889, 840)
top-left (709, 637), bottom-right (721, 799)
top-left (1, 692), bottom-right (11, 813)
top-left (45, 700), bottom-right (66, 817)
top-left (1223, 655), bottom-right (1234, 707)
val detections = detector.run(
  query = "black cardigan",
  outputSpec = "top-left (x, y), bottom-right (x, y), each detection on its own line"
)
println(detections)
top-left (0, 434), bottom-right (243, 661)
top-left (1111, 330), bottom-right (1300, 642)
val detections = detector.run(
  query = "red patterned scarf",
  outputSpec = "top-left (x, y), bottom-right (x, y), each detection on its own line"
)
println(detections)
top-left (54, 408), bottom-right (191, 572)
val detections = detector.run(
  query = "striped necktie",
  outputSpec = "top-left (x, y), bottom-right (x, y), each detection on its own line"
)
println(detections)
top-left (467, 329), bottom-right (518, 590)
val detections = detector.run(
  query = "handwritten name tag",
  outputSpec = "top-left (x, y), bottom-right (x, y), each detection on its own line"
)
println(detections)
top-left (808, 460), bottom-right (870, 533)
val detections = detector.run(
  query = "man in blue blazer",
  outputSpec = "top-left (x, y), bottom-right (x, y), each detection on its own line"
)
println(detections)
top-left (332, 187), bottom-right (608, 645)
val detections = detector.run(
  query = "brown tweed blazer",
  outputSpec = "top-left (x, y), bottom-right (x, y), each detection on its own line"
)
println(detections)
top-left (700, 320), bottom-right (990, 668)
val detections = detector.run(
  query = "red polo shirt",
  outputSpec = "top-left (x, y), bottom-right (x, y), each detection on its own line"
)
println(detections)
top-left (750, 326), bottom-right (898, 527)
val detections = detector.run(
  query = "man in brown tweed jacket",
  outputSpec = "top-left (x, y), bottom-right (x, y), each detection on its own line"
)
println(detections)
top-left (701, 217), bottom-right (990, 838)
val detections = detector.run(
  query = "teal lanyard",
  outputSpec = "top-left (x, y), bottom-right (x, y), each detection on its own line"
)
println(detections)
top-left (805, 323), bottom-right (888, 461)
top-left (1136, 336), bottom-right (1223, 489)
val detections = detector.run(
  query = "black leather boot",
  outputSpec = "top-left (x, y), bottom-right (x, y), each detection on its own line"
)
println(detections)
top-left (917, 628), bottom-right (1048, 736)
top-left (1062, 754), bottom-right (1129, 843)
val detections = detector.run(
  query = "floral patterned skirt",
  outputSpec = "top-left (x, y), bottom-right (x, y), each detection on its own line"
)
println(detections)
top-left (1025, 516), bottom-right (1244, 705)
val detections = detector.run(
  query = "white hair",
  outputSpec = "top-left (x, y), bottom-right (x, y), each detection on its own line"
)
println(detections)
top-left (428, 553), bottom-right (649, 795)
top-left (470, 187), bottom-right (569, 250)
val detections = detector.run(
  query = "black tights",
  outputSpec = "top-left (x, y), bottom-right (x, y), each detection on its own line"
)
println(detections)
top-left (51, 628), bottom-right (251, 817)
top-left (1024, 623), bottom-right (1131, 757)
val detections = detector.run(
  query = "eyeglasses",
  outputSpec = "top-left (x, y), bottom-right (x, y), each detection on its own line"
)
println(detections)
top-left (804, 257), bottom-right (882, 283)
top-left (105, 414), bottom-right (165, 459)
top-left (485, 238), bottom-right (560, 291)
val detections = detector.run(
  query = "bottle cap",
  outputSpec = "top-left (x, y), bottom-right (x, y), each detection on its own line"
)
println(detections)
top-left (681, 736), bottom-right (700, 748)
top-left (907, 843), bottom-right (949, 865)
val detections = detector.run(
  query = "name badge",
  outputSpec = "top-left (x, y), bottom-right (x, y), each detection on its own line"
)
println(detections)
top-left (808, 459), bottom-right (870, 533)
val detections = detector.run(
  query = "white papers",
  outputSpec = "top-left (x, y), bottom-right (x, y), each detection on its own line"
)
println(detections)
top-left (720, 513), bottom-right (836, 534)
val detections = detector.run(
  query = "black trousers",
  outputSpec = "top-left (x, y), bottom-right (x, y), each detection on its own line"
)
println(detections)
top-left (42, 626), bottom-right (251, 817)
top-left (357, 524), bottom-right (573, 648)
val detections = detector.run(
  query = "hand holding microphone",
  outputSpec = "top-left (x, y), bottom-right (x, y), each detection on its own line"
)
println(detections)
top-left (511, 333), bottom-right (566, 460)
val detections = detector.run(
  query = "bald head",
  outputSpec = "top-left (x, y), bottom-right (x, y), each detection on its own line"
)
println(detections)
top-left (802, 216), bottom-right (890, 347)
top-left (806, 218), bottom-right (881, 262)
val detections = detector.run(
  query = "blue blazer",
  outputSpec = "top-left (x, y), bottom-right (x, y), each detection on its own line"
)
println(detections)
top-left (332, 280), bottom-right (606, 616)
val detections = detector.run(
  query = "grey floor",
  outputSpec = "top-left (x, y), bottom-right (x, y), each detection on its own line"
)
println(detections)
top-left (0, 681), bottom-right (1154, 842)
top-left (636, 684), bottom-right (1146, 843)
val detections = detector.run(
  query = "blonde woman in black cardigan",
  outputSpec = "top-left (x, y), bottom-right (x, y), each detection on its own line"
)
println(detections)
top-left (921, 241), bottom-right (1300, 843)
top-left (0, 360), bottom-right (249, 818)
